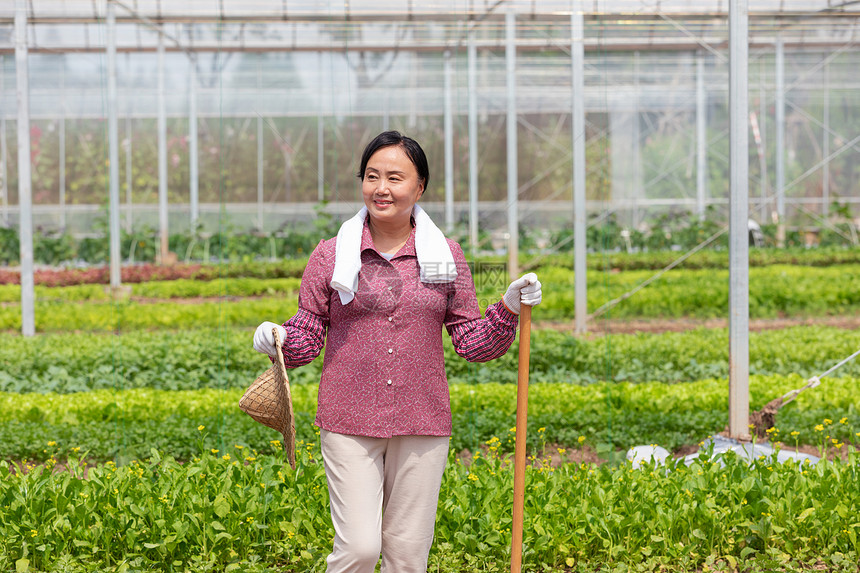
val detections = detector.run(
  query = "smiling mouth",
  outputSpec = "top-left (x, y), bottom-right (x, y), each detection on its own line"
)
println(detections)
top-left (374, 200), bottom-right (393, 206)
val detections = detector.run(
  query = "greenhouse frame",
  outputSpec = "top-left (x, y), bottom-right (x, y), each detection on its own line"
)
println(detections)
top-left (3, 1), bottom-right (860, 437)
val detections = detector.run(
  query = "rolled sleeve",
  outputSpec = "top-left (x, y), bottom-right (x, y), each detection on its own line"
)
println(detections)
top-left (449, 301), bottom-right (518, 362)
top-left (279, 240), bottom-right (332, 368)
top-left (444, 241), bottom-right (518, 362)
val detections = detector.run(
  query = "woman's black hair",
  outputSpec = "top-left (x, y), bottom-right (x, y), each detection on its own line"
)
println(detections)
top-left (357, 131), bottom-right (430, 194)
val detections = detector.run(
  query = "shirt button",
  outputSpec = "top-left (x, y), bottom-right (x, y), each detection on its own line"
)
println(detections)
top-left (387, 286), bottom-right (393, 291)
top-left (388, 348), bottom-right (393, 354)
top-left (388, 316), bottom-right (393, 322)
top-left (387, 379), bottom-right (392, 385)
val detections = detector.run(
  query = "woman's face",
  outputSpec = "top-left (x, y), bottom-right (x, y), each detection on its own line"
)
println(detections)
top-left (361, 145), bottom-right (424, 229)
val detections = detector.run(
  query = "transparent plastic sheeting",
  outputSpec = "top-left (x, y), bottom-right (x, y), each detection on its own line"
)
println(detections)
top-left (2, 0), bottom-right (860, 21)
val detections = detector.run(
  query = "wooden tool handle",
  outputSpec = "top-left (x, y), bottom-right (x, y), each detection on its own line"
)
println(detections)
top-left (510, 304), bottom-right (532, 573)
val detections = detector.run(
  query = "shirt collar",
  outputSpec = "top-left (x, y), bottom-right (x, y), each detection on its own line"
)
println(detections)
top-left (360, 214), bottom-right (417, 258)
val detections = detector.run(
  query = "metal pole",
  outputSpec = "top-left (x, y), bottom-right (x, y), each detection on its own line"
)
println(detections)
top-left (59, 61), bottom-right (66, 229)
top-left (124, 53), bottom-right (132, 233)
top-left (2, 55), bottom-right (9, 226)
top-left (318, 53), bottom-right (325, 203)
top-left (759, 61), bottom-right (767, 222)
top-left (125, 100), bottom-right (133, 233)
top-left (444, 49), bottom-right (454, 234)
top-left (728, 0), bottom-right (750, 441)
top-left (571, 8), bottom-right (587, 335)
top-left (189, 56), bottom-right (199, 227)
top-left (257, 59), bottom-right (264, 229)
top-left (409, 52), bottom-right (417, 129)
top-left (107, 0), bottom-right (121, 287)
top-left (822, 59), bottom-right (830, 217)
top-left (383, 89), bottom-right (390, 132)
top-left (318, 114), bottom-right (324, 202)
top-left (157, 27), bottom-right (169, 261)
top-left (15, 0), bottom-right (35, 336)
top-left (467, 29), bottom-right (479, 252)
top-left (775, 37), bottom-right (785, 246)
top-left (257, 115), bottom-right (264, 229)
top-left (506, 9), bottom-right (519, 280)
top-left (696, 51), bottom-right (707, 221)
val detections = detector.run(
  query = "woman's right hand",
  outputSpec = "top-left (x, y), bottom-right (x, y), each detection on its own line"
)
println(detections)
top-left (253, 321), bottom-right (287, 356)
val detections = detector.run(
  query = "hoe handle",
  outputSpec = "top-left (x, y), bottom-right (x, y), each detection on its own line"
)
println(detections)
top-left (510, 304), bottom-right (532, 573)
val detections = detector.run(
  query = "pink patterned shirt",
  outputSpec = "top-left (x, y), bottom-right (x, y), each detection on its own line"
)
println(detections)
top-left (280, 217), bottom-right (518, 438)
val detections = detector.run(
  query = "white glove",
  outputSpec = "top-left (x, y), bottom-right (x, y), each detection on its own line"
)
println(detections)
top-left (253, 321), bottom-right (287, 356)
top-left (502, 272), bottom-right (542, 315)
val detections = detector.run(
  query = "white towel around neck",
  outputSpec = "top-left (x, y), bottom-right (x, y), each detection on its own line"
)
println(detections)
top-left (330, 204), bottom-right (458, 305)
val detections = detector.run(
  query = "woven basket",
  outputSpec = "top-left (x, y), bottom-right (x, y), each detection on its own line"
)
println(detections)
top-left (240, 327), bottom-right (296, 469)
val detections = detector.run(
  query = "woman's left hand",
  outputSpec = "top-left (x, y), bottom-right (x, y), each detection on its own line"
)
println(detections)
top-left (501, 272), bottom-right (542, 315)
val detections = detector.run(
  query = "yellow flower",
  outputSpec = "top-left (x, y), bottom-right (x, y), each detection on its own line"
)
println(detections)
top-left (30, 530), bottom-right (37, 537)
top-left (234, 445), bottom-right (244, 450)
top-left (557, 448), bottom-right (567, 455)
top-left (578, 436), bottom-right (586, 444)
top-left (839, 417), bottom-right (848, 424)
top-left (47, 441), bottom-right (57, 447)
top-left (538, 427), bottom-right (546, 433)
top-left (814, 425), bottom-right (824, 432)
top-left (834, 442), bottom-right (843, 449)
top-left (198, 425), bottom-right (205, 431)
top-left (222, 454), bottom-right (231, 461)
top-left (790, 431), bottom-right (800, 437)
top-left (270, 440), bottom-right (281, 448)
top-left (467, 473), bottom-right (478, 482)
top-left (210, 449), bottom-right (219, 454)
top-left (824, 419), bottom-right (833, 425)
top-left (246, 517), bottom-right (254, 523)
top-left (72, 447), bottom-right (80, 453)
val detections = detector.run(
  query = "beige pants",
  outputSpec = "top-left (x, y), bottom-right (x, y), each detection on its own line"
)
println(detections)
top-left (320, 429), bottom-right (450, 573)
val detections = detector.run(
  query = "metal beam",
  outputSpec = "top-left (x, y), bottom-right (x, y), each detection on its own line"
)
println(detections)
top-left (728, 0), bottom-right (750, 441)
top-left (822, 59), bottom-right (830, 217)
top-left (506, 8), bottom-right (519, 280)
top-left (107, 0), bottom-right (121, 287)
top-left (317, 52), bottom-right (325, 203)
top-left (15, 0), bottom-right (35, 336)
top-left (125, 82), bottom-right (133, 233)
top-left (572, 6), bottom-right (587, 335)
top-left (59, 61), bottom-right (66, 229)
top-left (775, 37), bottom-right (785, 245)
top-left (468, 29), bottom-right (479, 253)
top-left (443, 49), bottom-right (454, 234)
top-left (696, 50), bottom-right (707, 220)
top-left (257, 58), bottom-right (264, 229)
top-left (189, 55), bottom-right (199, 227)
top-left (1, 55), bottom-right (8, 226)
top-left (157, 27), bottom-right (169, 260)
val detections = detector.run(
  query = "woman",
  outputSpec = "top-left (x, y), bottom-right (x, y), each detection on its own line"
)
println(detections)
top-left (253, 131), bottom-right (541, 572)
